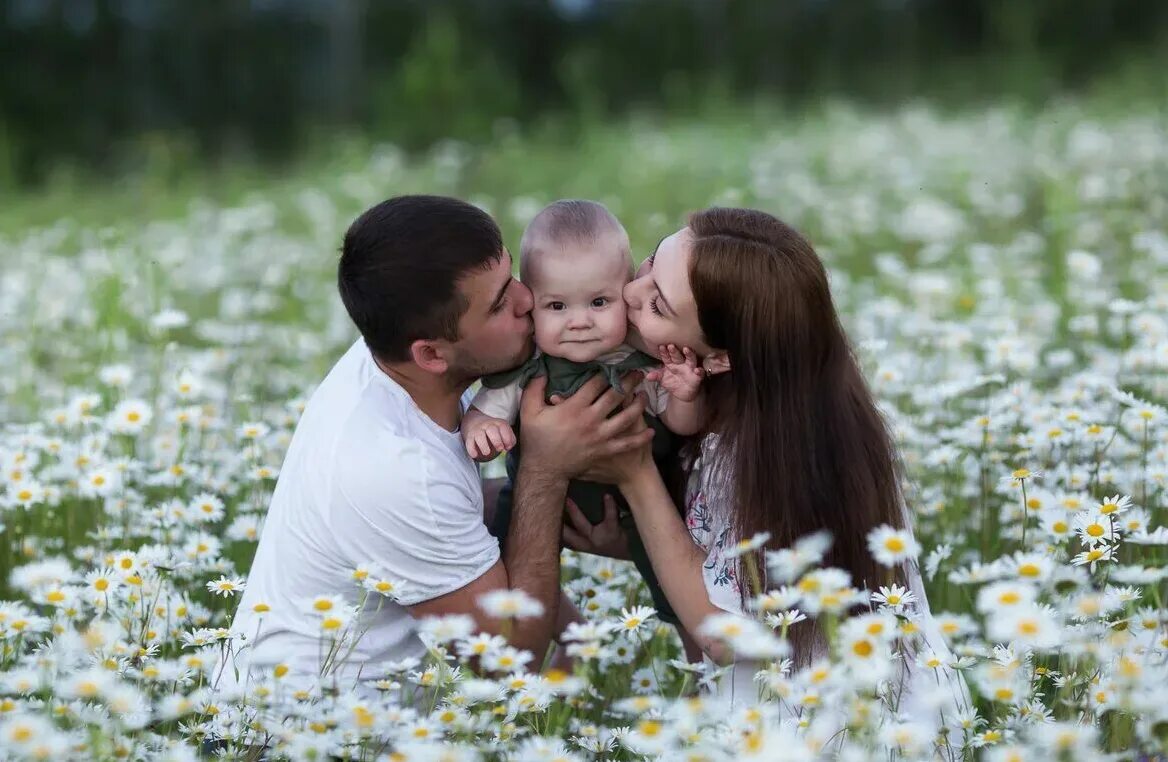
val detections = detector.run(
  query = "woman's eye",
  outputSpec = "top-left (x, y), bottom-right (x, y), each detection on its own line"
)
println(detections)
top-left (591, 297), bottom-right (609, 308)
top-left (548, 302), bottom-right (565, 311)
top-left (649, 296), bottom-right (662, 316)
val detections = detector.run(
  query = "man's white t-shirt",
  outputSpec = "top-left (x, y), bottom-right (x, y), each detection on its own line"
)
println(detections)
top-left (219, 339), bottom-right (500, 694)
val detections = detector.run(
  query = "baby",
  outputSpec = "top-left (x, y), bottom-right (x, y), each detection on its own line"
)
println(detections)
top-left (462, 199), bottom-right (706, 625)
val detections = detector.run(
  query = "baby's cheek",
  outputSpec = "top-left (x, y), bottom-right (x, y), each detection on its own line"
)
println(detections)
top-left (532, 313), bottom-right (560, 351)
top-left (603, 306), bottom-right (630, 344)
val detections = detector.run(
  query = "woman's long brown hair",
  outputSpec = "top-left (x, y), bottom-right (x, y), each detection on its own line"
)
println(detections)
top-left (687, 207), bottom-right (907, 662)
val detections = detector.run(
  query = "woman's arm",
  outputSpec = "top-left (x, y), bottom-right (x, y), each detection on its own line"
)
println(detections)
top-left (618, 463), bottom-right (733, 663)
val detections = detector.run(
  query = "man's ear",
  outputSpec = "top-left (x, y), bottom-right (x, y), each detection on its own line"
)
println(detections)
top-left (703, 350), bottom-right (731, 376)
top-left (409, 339), bottom-right (450, 376)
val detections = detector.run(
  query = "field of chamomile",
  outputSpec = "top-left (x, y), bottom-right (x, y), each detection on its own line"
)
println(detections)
top-left (2, 101), bottom-right (1168, 760)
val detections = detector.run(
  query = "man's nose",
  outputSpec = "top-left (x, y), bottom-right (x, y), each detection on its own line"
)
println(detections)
top-left (512, 281), bottom-right (534, 315)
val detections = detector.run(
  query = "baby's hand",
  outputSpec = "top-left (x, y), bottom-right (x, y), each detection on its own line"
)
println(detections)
top-left (463, 413), bottom-right (517, 462)
top-left (644, 344), bottom-right (704, 402)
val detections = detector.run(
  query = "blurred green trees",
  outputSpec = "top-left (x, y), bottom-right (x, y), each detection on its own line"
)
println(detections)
top-left (1, 0), bottom-right (1165, 187)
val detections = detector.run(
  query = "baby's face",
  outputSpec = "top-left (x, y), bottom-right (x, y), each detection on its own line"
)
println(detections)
top-left (530, 244), bottom-right (629, 363)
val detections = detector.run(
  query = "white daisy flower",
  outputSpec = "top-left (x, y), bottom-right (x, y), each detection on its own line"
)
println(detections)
top-left (867, 525), bottom-right (921, 566)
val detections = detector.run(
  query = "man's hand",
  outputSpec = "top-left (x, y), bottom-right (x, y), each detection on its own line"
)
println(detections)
top-left (462, 408), bottom-right (517, 462)
top-left (643, 344), bottom-right (704, 402)
top-left (519, 374), bottom-right (653, 482)
top-left (562, 496), bottom-right (631, 560)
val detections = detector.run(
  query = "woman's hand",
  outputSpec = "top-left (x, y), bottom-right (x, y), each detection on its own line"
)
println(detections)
top-left (643, 344), bottom-right (704, 402)
top-left (561, 496), bottom-right (631, 560)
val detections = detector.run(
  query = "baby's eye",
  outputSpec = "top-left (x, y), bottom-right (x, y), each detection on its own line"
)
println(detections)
top-left (547, 301), bottom-right (566, 311)
top-left (590, 297), bottom-right (609, 308)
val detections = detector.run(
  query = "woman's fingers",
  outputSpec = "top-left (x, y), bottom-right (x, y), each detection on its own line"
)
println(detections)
top-left (601, 495), bottom-right (620, 523)
top-left (564, 498), bottom-right (591, 534)
top-left (562, 524), bottom-right (590, 551)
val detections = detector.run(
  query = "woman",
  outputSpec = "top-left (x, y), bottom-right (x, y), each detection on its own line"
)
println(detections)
top-left (565, 208), bottom-right (969, 721)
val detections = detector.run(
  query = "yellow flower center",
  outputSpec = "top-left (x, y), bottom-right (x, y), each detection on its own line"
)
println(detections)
top-left (883, 537), bottom-right (905, 553)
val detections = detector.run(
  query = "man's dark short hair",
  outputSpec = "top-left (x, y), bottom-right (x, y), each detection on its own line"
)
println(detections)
top-left (338, 195), bottom-right (503, 362)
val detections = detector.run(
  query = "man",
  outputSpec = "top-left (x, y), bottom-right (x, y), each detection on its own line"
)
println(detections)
top-left (219, 195), bottom-right (651, 697)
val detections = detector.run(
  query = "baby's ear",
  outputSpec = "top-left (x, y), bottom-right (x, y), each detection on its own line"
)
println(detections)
top-left (703, 351), bottom-right (731, 376)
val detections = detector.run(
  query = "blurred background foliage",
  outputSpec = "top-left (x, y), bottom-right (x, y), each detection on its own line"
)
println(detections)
top-left (1, 0), bottom-right (1166, 193)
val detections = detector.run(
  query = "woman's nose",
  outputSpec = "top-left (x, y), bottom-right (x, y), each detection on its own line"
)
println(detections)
top-left (623, 278), bottom-right (644, 309)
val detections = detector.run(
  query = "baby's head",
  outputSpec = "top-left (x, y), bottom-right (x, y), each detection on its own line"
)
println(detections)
top-left (520, 200), bottom-right (632, 363)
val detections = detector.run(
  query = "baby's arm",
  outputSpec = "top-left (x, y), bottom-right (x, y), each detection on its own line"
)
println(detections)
top-left (660, 392), bottom-right (706, 436)
top-left (644, 344), bottom-right (707, 436)
top-left (463, 381), bottom-right (522, 462)
top-left (462, 407), bottom-right (517, 462)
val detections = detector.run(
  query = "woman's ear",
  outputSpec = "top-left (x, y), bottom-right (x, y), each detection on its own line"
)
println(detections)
top-left (702, 351), bottom-right (731, 376)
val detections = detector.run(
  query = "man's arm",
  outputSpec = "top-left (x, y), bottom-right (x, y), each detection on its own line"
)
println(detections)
top-left (409, 374), bottom-right (652, 658)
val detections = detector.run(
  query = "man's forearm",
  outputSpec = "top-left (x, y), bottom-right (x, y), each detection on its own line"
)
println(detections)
top-left (501, 462), bottom-right (568, 656)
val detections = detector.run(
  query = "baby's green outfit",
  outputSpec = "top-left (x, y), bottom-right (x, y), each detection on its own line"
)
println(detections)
top-left (473, 345), bottom-right (680, 623)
